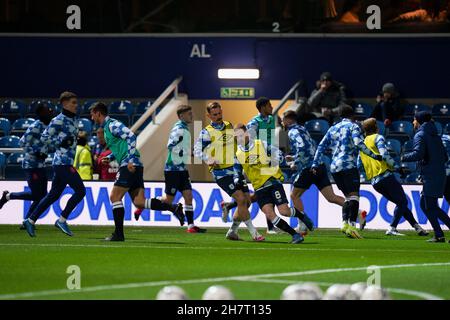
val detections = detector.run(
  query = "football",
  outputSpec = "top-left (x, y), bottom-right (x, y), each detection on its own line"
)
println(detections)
top-left (156, 286), bottom-right (189, 300)
top-left (202, 285), bottom-right (234, 300)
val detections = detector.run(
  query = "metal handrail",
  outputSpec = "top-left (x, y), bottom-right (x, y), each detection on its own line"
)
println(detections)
top-left (130, 76), bottom-right (183, 133)
top-left (272, 80), bottom-right (304, 122)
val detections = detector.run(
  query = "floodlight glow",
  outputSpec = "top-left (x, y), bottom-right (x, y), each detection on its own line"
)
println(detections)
top-left (218, 68), bottom-right (260, 79)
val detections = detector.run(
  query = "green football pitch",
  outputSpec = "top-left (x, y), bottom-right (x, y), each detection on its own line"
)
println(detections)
top-left (0, 224), bottom-right (450, 300)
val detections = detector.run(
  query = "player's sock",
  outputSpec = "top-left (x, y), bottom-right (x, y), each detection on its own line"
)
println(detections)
top-left (290, 207), bottom-right (305, 219)
top-left (28, 218), bottom-right (35, 225)
top-left (145, 198), bottom-right (172, 211)
top-left (244, 219), bottom-right (258, 238)
top-left (342, 200), bottom-right (350, 223)
top-left (58, 216), bottom-right (67, 223)
top-left (271, 216), bottom-right (296, 236)
top-left (230, 219), bottom-right (240, 233)
top-left (348, 196), bottom-right (360, 226)
top-left (226, 202), bottom-right (237, 210)
top-left (267, 218), bottom-right (275, 230)
top-left (185, 205), bottom-right (194, 225)
top-left (112, 201), bottom-right (125, 237)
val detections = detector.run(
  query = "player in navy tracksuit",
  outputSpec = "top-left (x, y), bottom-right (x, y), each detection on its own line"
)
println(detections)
top-left (402, 111), bottom-right (450, 242)
top-left (0, 103), bottom-right (54, 224)
top-left (22, 92), bottom-right (86, 237)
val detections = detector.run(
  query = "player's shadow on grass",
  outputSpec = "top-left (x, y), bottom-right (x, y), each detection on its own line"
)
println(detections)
top-left (259, 240), bottom-right (319, 245)
top-left (89, 237), bottom-right (186, 245)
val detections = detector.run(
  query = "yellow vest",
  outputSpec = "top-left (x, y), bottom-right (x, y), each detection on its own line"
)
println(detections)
top-left (74, 145), bottom-right (93, 180)
top-left (205, 121), bottom-right (236, 171)
top-left (235, 139), bottom-right (284, 190)
top-left (360, 134), bottom-right (391, 180)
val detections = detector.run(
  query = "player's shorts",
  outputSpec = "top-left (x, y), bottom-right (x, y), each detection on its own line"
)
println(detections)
top-left (293, 164), bottom-right (331, 191)
top-left (332, 168), bottom-right (360, 195)
top-left (255, 183), bottom-right (288, 208)
top-left (217, 175), bottom-right (249, 197)
top-left (114, 166), bottom-right (145, 192)
top-left (164, 170), bottom-right (192, 196)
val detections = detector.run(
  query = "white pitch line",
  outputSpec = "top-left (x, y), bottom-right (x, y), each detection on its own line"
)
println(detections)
top-left (242, 278), bottom-right (443, 300)
top-left (0, 262), bottom-right (449, 300)
top-left (0, 242), bottom-right (449, 254)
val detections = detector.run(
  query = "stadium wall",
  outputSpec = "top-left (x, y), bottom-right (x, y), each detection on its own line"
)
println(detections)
top-left (0, 181), bottom-right (447, 231)
top-left (1, 35), bottom-right (449, 99)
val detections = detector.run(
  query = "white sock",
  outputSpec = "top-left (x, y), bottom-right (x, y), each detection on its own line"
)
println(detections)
top-left (244, 219), bottom-right (258, 237)
top-left (230, 220), bottom-right (240, 233)
top-left (59, 216), bottom-right (67, 223)
top-left (188, 224), bottom-right (195, 229)
top-left (28, 218), bottom-right (35, 225)
top-left (145, 199), bottom-right (151, 209)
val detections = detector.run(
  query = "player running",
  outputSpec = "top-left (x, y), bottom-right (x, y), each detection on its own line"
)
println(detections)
top-left (194, 102), bottom-right (264, 241)
top-left (90, 102), bottom-right (185, 241)
top-left (0, 102), bottom-right (53, 226)
top-left (22, 92), bottom-right (86, 237)
top-left (282, 110), bottom-right (367, 232)
top-left (135, 105), bottom-right (206, 233)
top-left (233, 123), bottom-right (306, 244)
top-left (311, 105), bottom-right (382, 239)
top-left (359, 118), bottom-right (428, 236)
top-left (222, 97), bottom-right (279, 234)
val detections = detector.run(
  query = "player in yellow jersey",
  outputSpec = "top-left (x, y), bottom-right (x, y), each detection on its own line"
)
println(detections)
top-left (194, 102), bottom-right (264, 241)
top-left (233, 124), bottom-right (305, 244)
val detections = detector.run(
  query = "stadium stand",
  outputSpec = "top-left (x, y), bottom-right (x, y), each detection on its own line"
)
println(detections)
top-left (0, 152), bottom-right (6, 179)
top-left (10, 118), bottom-right (35, 136)
top-left (386, 121), bottom-right (414, 144)
top-left (77, 118), bottom-right (93, 135)
top-left (0, 135), bottom-right (21, 148)
top-left (0, 100), bottom-right (27, 123)
top-left (0, 118), bottom-right (11, 137)
top-left (304, 119), bottom-right (329, 145)
top-left (353, 103), bottom-right (373, 121)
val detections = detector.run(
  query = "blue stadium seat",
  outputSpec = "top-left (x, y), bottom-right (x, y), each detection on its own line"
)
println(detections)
top-left (88, 136), bottom-right (99, 150)
top-left (402, 140), bottom-right (413, 154)
top-left (376, 121), bottom-right (385, 135)
top-left (10, 118), bottom-right (35, 136)
top-left (386, 139), bottom-right (401, 155)
top-left (136, 101), bottom-right (153, 114)
top-left (81, 100), bottom-right (98, 115)
top-left (28, 100), bottom-right (54, 117)
top-left (305, 120), bottom-right (329, 135)
top-left (0, 118), bottom-right (11, 137)
top-left (0, 152), bottom-right (6, 178)
top-left (445, 123), bottom-right (450, 135)
top-left (432, 103), bottom-right (450, 117)
top-left (109, 100), bottom-right (134, 116)
top-left (401, 161), bottom-right (417, 173)
top-left (1, 100), bottom-right (27, 122)
top-left (404, 103), bottom-right (431, 115)
top-left (0, 135), bottom-right (21, 148)
top-left (404, 172), bottom-right (420, 183)
top-left (45, 153), bottom-right (54, 166)
top-left (77, 118), bottom-right (93, 134)
top-left (387, 121), bottom-right (414, 144)
top-left (7, 153), bottom-right (25, 165)
top-left (111, 114), bottom-right (130, 127)
top-left (434, 121), bottom-right (443, 135)
top-left (353, 103), bottom-right (373, 120)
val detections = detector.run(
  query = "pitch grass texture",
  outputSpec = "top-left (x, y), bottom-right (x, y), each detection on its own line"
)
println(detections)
top-left (0, 225), bottom-right (449, 300)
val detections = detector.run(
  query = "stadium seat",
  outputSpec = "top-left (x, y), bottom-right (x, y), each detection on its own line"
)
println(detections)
top-left (45, 153), bottom-right (54, 166)
top-left (434, 121), bottom-right (443, 135)
top-left (386, 139), bottom-right (401, 155)
top-left (1, 100), bottom-right (27, 122)
top-left (376, 121), bottom-right (385, 135)
top-left (432, 103), bottom-right (450, 117)
top-left (445, 123), bottom-right (450, 135)
top-left (136, 100), bottom-right (153, 114)
top-left (88, 136), bottom-right (99, 150)
top-left (77, 118), bottom-right (93, 134)
top-left (10, 118), bottom-right (35, 136)
top-left (0, 152), bottom-right (6, 178)
top-left (0, 135), bottom-right (21, 148)
top-left (109, 100), bottom-right (134, 116)
top-left (386, 121), bottom-right (414, 144)
top-left (0, 118), bottom-right (11, 137)
top-left (402, 140), bottom-right (413, 154)
top-left (401, 161), bottom-right (417, 173)
top-left (305, 119), bottom-right (329, 145)
top-left (404, 103), bottom-right (431, 115)
top-left (81, 100), bottom-right (98, 116)
top-left (353, 103), bottom-right (373, 120)
top-left (28, 100), bottom-right (54, 117)
top-left (6, 153), bottom-right (25, 179)
top-left (7, 153), bottom-right (25, 165)
top-left (404, 172), bottom-right (420, 183)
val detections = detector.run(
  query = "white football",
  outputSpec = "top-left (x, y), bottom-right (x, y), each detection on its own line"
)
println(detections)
top-left (323, 284), bottom-right (358, 300)
top-left (156, 286), bottom-right (189, 300)
top-left (202, 285), bottom-right (234, 300)
top-left (350, 282), bottom-right (368, 299)
top-left (360, 285), bottom-right (391, 300)
top-left (295, 221), bottom-right (308, 236)
top-left (281, 283), bottom-right (323, 300)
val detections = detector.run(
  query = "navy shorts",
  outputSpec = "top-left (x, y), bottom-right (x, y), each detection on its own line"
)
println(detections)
top-left (217, 175), bottom-right (249, 197)
top-left (114, 166), bottom-right (145, 192)
top-left (255, 183), bottom-right (288, 208)
top-left (164, 170), bottom-right (192, 196)
top-left (293, 164), bottom-right (331, 191)
top-left (332, 168), bottom-right (360, 195)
